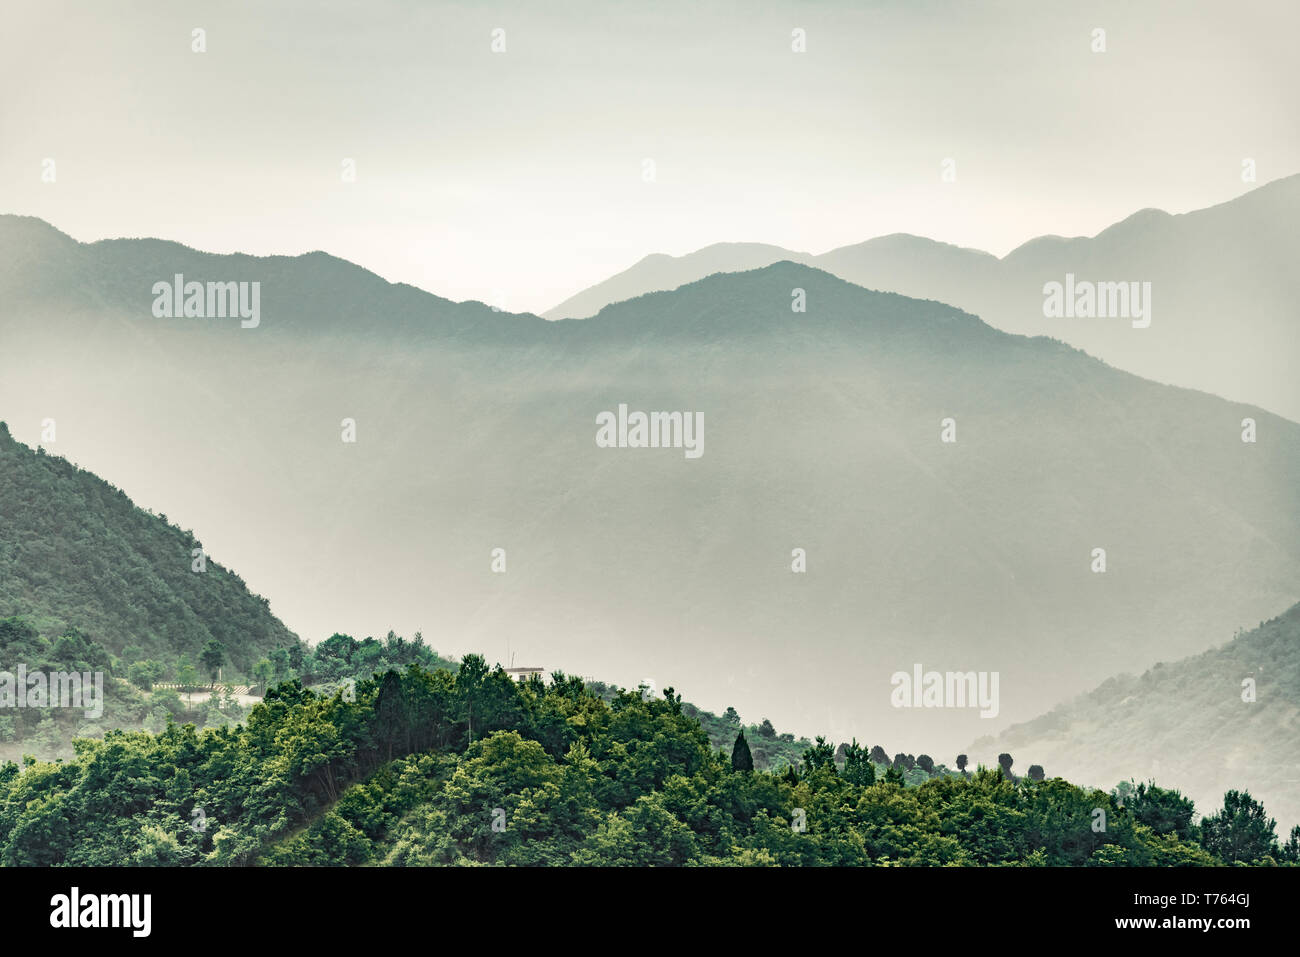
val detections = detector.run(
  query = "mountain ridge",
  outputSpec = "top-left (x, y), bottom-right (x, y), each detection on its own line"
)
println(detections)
top-left (0, 420), bottom-right (298, 669)
top-left (538, 175), bottom-right (1300, 420)
top-left (2, 244), bottom-right (1296, 756)
top-left (969, 601), bottom-right (1300, 830)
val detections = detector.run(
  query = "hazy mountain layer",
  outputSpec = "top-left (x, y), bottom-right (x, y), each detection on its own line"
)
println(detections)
top-left (545, 176), bottom-right (1300, 421)
top-left (1, 219), bottom-right (1297, 759)
top-left (970, 602), bottom-right (1300, 830)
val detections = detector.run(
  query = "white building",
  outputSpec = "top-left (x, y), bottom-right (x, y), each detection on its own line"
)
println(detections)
top-left (504, 666), bottom-right (545, 682)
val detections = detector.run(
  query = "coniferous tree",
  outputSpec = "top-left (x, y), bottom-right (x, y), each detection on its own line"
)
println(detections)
top-left (843, 740), bottom-right (876, 787)
top-left (1200, 790), bottom-right (1280, 863)
top-left (801, 736), bottom-right (837, 775)
top-left (730, 730), bottom-right (754, 772)
top-left (1127, 781), bottom-right (1195, 840)
top-left (1281, 825), bottom-right (1300, 864)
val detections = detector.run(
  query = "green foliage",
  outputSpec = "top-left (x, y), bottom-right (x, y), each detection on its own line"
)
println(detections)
top-left (842, 741), bottom-right (876, 787)
top-left (200, 640), bottom-right (225, 681)
top-left (127, 660), bottom-right (164, 692)
top-left (981, 603), bottom-right (1300, 833)
top-left (1281, 825), bottom-right (1300, 864)
top-left (730, 731), bottom-right (754, 772)
top-left (0, 656), bottom-right (1283, 867)
top-left (0, 427), bottom-right (304, 759)
top-left (0, 608), bottom-right (457, 760)
top-left (0, 426), bottom-right (296, 673)
top-left (1200, 790), bottom-right (1280, 864)
top-left (1120, 781), bottom-right (1197, 841)
top-left (622, 691), bottom-right (809, 772)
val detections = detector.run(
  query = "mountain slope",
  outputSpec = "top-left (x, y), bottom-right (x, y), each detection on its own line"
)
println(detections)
top-left (542, 176), bottom-right (1300, 420)
top-left (1, 225), bottom-right (1297, 760)
top-left (969, 602), bottom-right (1300, 831)
top-left (543, 242), bottom-right (815, 321)
top-left (0, 422), bottom-right (297, 671)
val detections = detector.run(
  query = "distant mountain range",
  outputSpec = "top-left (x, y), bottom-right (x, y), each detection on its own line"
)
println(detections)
top-left (970, 602), bottom-right (1300, 831)
top-left (1, 215), bottom-right (1297, 759)
top-left (545, 176), bottom-right (1300, 422)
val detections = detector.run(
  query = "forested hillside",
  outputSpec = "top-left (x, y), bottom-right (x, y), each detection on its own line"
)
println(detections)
top-left (0, 420), bottom-right (803, 767)
top-left (0, 421), bottom-right (296, 669)
top-left (971, 602), bottom-right (1300, 830)
top-left (0, 615), bottom-right (457, 762)
top-left (585, 679), bottom-right (811, 772)
top-left (2, 657), bottom-right (1293, 867)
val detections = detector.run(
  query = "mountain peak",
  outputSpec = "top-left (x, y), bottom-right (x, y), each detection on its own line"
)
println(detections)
top-left (1094, 206), bottom-right (1174, 240)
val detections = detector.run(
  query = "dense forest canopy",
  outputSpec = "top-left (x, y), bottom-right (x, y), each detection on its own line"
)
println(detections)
top-left (2, 657), bottom-right (1294, 867)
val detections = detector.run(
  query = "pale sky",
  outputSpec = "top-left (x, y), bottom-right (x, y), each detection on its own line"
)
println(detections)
top-left (3, 0), bottom-right (1296, 314)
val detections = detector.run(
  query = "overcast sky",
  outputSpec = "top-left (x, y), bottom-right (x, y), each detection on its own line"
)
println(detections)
top-left (3, 0), bottom-right (1296, 314)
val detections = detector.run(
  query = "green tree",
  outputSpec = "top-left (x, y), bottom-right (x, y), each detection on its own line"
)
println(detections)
top-left (1126, 781), bottom-right (1196, 841)
top-left (200, 640), bottom-right (226, 683)
top-left (997, 753), bottom-right (1014, 780)
top-left (801, 736), bottom-right (836, 776)
top-left (128, 660), bottom-right (164, 691)
top-left (1281, 825), bottom-right (1300, 864)
top-left (1200, 790), bottom-right (1279, 863)
top-left (842, 740), bottom-right (876, 787)
top-left (730, 730), bottom-right (754, 772)
top-left (252, 659), bottom-right (274, 693)
top-left (268, 646), bottom-right (291, 682)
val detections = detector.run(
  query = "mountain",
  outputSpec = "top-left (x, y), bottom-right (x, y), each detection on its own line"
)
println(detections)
top-left (544, 242), bottom-right (816, 320)
top-left (543, 176), bottom-right (1300, 421)
top-left (0, 422), bottom-right (297, 671)
top-left (969, 602), bottom-right (1300, 831)
top-left (2, 218), bottom-right (1298, 761)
